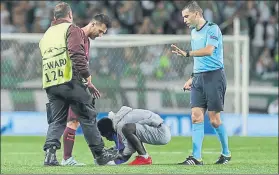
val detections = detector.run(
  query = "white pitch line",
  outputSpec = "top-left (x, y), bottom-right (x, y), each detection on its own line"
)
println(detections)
top-left (3, 150), bottom-right (220, 155)
top-left (150, 151), bottom-right (219, 155)
top-left (2, 152), bottom-right (40, 155)
top-left (202, 151), bottom-right (220, 154)
top-left (150, 151), bottom-right (184, 154)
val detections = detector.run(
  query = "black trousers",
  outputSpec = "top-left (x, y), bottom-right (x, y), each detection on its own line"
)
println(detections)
top-left (43, 79), bottom-right (104, 155)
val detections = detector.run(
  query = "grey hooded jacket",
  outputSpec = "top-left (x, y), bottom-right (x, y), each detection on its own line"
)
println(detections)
top-left (108, 106), bottom-right (164, 155)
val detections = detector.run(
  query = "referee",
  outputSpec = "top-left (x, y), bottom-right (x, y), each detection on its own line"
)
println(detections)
top-left (171, 1), bottom-right (231, 165)
top-left (39, 2), bottom-right (117, 166)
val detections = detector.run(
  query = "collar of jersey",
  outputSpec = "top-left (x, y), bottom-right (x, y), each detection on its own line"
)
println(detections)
top-left (196, 21), bottom-right (208, 32)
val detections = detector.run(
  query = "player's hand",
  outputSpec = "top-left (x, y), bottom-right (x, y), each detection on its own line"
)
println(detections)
top-left (86, 75), bottom-right (101, 99)
top-left (171, 44), bottom-right (186, 57)
top-left (87, 82), bottom-right (101, 99)
top-left (183, 78), bottom-right (192, 91)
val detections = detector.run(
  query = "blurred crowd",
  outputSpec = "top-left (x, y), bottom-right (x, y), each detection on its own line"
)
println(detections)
top-left (1, 1), bottom-right (278, 82)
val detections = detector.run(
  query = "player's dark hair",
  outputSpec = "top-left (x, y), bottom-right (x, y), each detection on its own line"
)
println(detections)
top-left (53, 1), bottom-right (71, 19)
top-left (97, 118), bottom-right (114, 136)
top-left (183, 1), bottom-right (203, 15)
top-left (91, 14), bottom-right (111, 28)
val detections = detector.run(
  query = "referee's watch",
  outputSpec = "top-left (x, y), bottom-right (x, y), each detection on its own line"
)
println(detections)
top-left (190, 73), bottom-right (194, 78)
top-left (185, 50), bottom-right (190, 57)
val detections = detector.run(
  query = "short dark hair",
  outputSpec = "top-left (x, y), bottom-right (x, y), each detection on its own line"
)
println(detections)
top-left (91, 14), bottom-right (111, 28)
top-left (97, 118), bottom-right (114, 136)
top-left (183, 1), bottom-right (203, 15)
top-left (53, 1), bottom-right (71, 19)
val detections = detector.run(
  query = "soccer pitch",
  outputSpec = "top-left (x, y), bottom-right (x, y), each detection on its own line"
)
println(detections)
top-left (1, 136), bottom-right (278, 174)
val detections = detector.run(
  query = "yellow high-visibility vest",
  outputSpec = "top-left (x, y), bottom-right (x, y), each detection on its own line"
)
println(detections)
top-left (39, 23), bottom-right (72, 89)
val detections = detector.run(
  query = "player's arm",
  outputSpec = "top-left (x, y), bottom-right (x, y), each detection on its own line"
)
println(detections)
top-left (67, 25), bottom-right (101, 98)
top-left (67, 25), bottom-right (90, 79)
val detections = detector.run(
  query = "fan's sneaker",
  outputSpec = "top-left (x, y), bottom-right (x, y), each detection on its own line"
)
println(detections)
top-left (129, 156), bottom-right (152, 165)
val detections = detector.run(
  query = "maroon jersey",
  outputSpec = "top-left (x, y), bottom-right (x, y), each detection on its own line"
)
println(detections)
top-left (67, 30), bottom-right (90, 121)
top-left (51, 19), bottom-right (91, 79)
top-left (83, 31), bottom-right (90, 60)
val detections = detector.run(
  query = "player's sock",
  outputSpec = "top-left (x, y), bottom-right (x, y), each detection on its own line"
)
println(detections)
top-left (139, 154), bottom-right (149, 159)
top-left (214, 124), bottom-right (230, 156)
top-left (63, 127), bottom-right (76, 160)
top-left (192, 122), bottom-right (204, 160)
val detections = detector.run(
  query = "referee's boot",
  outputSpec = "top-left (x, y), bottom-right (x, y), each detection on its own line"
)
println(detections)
top-left (215, 154), bottom-right (231, 164)
top-left (178, 156), bottom-right (203, 165)
top-left (44, 146), bottom-right (60, 166)
top-left (95, 148), bottom-right (118, 165)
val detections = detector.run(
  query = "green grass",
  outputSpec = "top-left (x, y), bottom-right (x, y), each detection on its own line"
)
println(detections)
top-left (1, 136), bottom-right (278, 174)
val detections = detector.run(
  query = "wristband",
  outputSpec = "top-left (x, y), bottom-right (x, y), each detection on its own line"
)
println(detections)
top-left (185, 50), bottom-right (190, 57)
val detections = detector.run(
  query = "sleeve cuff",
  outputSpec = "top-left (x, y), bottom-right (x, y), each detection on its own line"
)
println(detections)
top-left (207, 43), bottom-right (218, 48)
top-left (81, 71), bottom-right (90, 79)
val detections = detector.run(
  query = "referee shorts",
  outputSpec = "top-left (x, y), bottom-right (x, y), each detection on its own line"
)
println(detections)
top-left (190, 69), bottom-right (227, 112)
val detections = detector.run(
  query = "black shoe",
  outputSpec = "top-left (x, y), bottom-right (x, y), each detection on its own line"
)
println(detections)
top-left (105, 147), bottom-right (118, 154)
top-left (44, 146), bottom-right (60, 166)
top-left (215, 154), bottom-right (231, 164)
top-left (178, 156), bottom-right (203, 165)
top-left (95, 149), bottom-right (118, 165)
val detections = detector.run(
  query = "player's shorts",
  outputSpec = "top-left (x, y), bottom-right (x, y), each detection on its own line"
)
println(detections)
top-left (190, 68), bottom-right (226, 111)
top-left (67, 107), bottom-right (78, 122)
top-left (67, 97), bottom-right (96, 122)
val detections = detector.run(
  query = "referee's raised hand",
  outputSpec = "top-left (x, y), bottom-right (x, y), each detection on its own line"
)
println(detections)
top-left (171, 44), bottom-right (186, 57)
